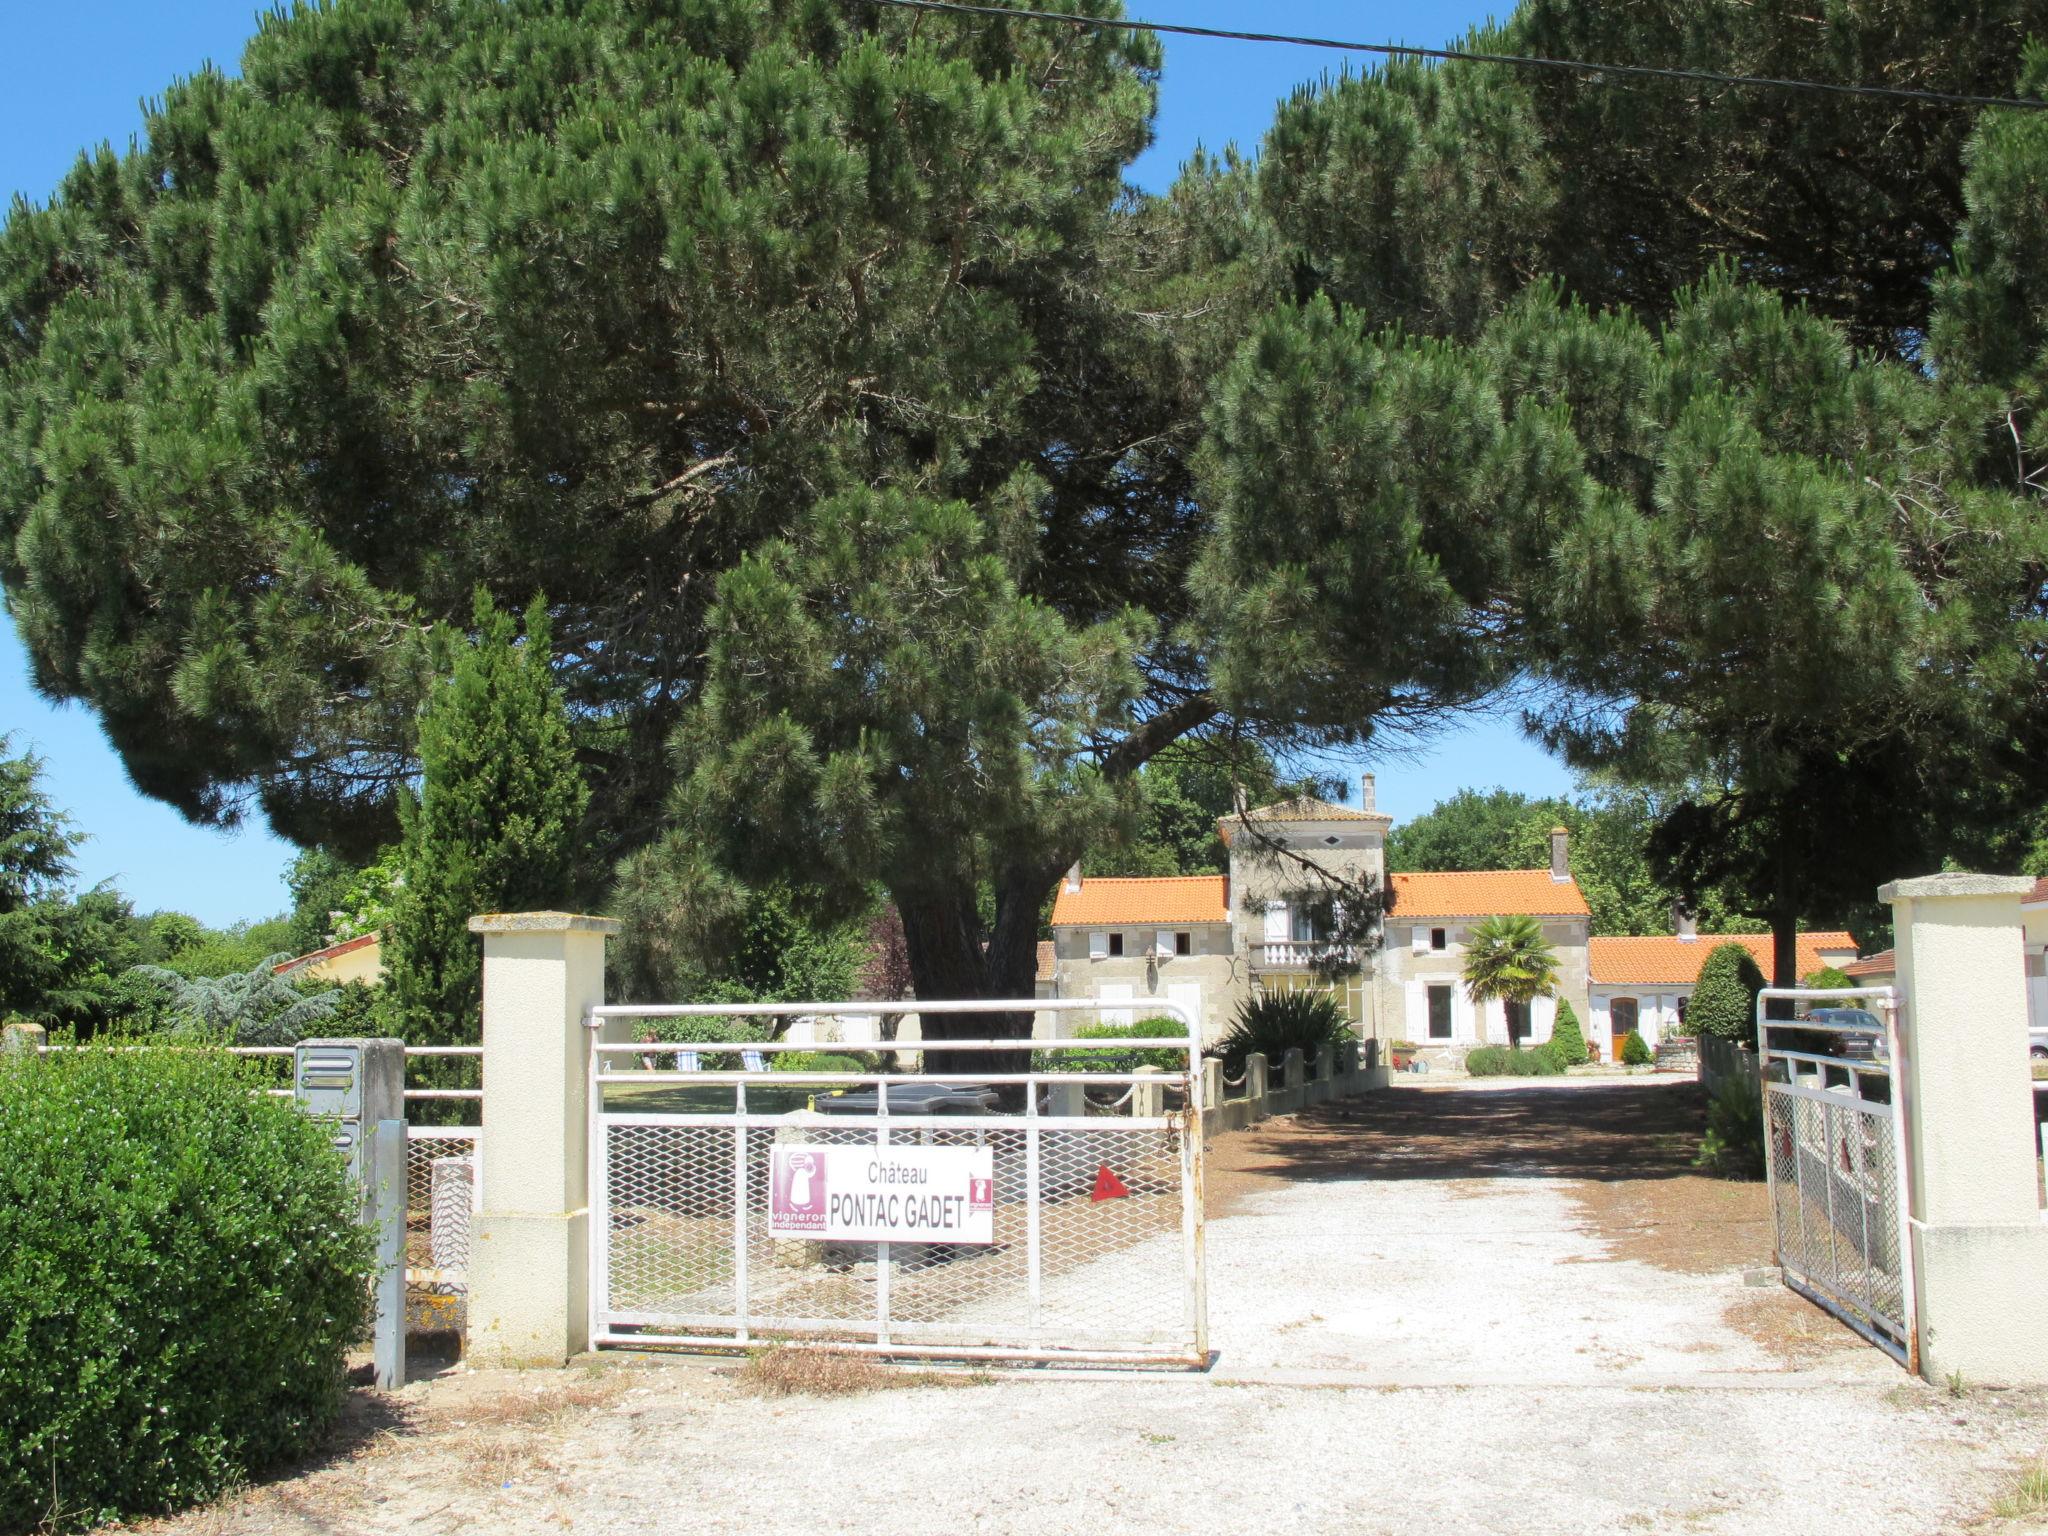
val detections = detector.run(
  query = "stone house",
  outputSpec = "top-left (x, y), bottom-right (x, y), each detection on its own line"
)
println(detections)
top-left (1587, 927), bottom-right (1857, 1059)
top-left (1042, 779), bottom-right (1598, 1058)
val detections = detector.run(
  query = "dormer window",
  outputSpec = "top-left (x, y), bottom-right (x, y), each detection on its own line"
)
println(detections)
top-left (1431, 927), bottom-right (1447, 951)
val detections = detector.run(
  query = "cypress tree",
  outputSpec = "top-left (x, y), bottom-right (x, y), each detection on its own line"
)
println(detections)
top-left (1687, 943), bottom-right (1767, 1046)
top-left (1548, 999), bottom-right (1589, 1066)
top-left (385, 593), bottom-right (588, 1044)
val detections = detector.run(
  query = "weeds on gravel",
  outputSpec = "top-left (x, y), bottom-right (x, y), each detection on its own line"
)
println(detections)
top-left (1993, 1463), bottom-right (2048, 1520)
top-left (735, 1348), bottom-right (986, 1398)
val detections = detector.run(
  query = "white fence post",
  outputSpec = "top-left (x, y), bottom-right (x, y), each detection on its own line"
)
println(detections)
top-left (464, 911), bottom-right (619, 1367)
top-left (1882, 873), bottom-right (2048, 1386)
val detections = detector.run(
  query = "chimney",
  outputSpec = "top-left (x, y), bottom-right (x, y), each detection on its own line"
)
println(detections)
top-left (1674, 904), bottom-right (1697, 942)
top-left (1063, 862), bottom-right (1082, 895)
top-left (1548, 825), bottom-right (1571, 883)
top-left (1360, 773), bottom-right (1376, 812)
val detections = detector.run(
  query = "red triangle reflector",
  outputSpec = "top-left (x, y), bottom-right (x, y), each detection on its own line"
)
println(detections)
top-left (1091, 1164), bottom-right (1129, 1201)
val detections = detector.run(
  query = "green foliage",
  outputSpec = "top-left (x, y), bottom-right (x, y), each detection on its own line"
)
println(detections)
top-left (287, 848), bottom-right (402, 956)
top-left (0, 1049), bottom-right (374, 1528)
top-left (1620, 1029), bottom-right (1653, 1067)
top-left (1689, 943), bottom-right (1767, 1044)
top-left (1694, 1075), bottom-right (1767, 1179)
top-left (1091, 747), bottom-right (1285, 877)
top-left (126, 957), bottom-right (339, 1047)
top-left (769, 1052), bottom-right (868, 1075)
top-left (635, 1014), bottom-right (766, 1071)
top-left (0, 737), bottom-right (76, 912)
top-left (1803, 965), bottom-right (1854, 992)
top-left (0, 0), bottom-right (1163, 884)
top-left (1033, 1017), bottom-right (1190, 1075)
top-left (1460, 915), bottom-right (1560, 1034)
top-left (1213, 992), bottom-right (1352, 1076)
top-left (1548, 999), bottom-right (1589, 1067)
top-left (1464, 1044), bottom-right (1565, 1077)
top-left (386, 592), bottom-right (588, 1045)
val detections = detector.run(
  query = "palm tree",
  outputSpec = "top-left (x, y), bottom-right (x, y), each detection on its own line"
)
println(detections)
top-left (1461, 915), bottom-right (1560, 1046)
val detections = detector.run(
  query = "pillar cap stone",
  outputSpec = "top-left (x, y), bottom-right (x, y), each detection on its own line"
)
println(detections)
top-left (467, 911), bottom-right (623, 935)
top-left (1877, 873), bottom-right (2036, 903)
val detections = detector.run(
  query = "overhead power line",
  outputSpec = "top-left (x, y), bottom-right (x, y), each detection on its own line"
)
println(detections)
top-left (866, 0), bottom-right (2048, 112)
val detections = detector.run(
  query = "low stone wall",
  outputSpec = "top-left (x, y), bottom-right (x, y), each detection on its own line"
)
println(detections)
top-left (1198, 1041), bottom-right (1390, 1141)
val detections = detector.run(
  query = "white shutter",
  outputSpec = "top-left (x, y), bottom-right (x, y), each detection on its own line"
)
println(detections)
top-left (1166, 982), bottom-right (1202, 1038)
top-left (1097, 983), bottom-right (1135, 1027)
top-left (1263, 902), bottom-right (1289, 942)
top-left (1411, 925), bottom-right (1429, 953)
top-left (1088, 930), bottom-right (1109, 960)
top-left (1154, 929), bottom-right (1174, 958)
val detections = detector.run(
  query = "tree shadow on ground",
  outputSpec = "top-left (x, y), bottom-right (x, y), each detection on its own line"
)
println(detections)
top-left (1208, 1079), bottom-right (1714, 1196)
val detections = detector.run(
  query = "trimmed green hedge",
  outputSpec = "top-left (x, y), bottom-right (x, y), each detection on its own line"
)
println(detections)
top-left (0, 1049), bottom-right (374, 1530)
top-left (1689, 942), bottom-right (1767, 1043)
top-left (1033, 1016), bottom-right (1190, 1075)
top-left (1464, 1044), bottom-right (1566, 1077)
top-left (1620, 1028), bottom-right (1654, 1066)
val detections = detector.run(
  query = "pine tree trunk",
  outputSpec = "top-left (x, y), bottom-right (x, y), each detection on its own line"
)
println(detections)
top-left (1766, 831), bottom-right (1800, 1020)
top-left (895, 863), bottom-right (1059, 1079)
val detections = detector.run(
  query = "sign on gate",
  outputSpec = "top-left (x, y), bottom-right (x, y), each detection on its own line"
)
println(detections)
top-left (769, 1145), bottom-right (995, 1244)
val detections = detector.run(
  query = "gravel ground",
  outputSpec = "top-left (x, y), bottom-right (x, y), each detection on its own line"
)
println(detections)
top-left (130, 1077), bottom-right (2048, 1536)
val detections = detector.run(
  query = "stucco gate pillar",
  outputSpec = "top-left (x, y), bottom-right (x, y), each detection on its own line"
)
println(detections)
top-left (465, 911), bottom-right (620, 1367)
top-left (1882, 873), bottom-right (2048, 1386)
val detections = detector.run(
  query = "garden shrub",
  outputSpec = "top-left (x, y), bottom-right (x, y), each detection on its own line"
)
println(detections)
top-left (1464, 1045), bottom-right (1565, 1077)
top-left (1694, 1075), bottom-right (1767, 1179)
top-left (646, 1013), bottom-right (764, 1069)
top-left (1548, 1000), bottom-right (1589, 1066)
top-left (1033, 1017), bottom-right (1189, 1075)
top-left (770, 1051), bottom-right (868, 1074)
top-left (0, 1049), bottom-right (374, 1531)
top-left (1802, 964), bottom-right (1854, 992)
top-left (1620, 1028), bottom-right (1653, 1066)
top-left (1688, 942), bottom-right (1767, 1043)
top-left (1213, 991), bottom-right (1354, 1075)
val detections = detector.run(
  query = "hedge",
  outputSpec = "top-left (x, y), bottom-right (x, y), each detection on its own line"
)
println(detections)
top-left (1688, 942), bottom-right (1767, 1043)
top-left (1033, 1016), bottom-right (1189, 1075)
top-left (0, 1048), bottom-right (374, 1530)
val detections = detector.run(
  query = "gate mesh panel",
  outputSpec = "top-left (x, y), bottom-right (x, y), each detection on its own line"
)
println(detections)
top-left (599, 1113), bottom-right (1193, 1355)
top-left (404, 1129), bottom-right (477, 1323)
top-left (1766, 1070), bottom-right (1904, 1345)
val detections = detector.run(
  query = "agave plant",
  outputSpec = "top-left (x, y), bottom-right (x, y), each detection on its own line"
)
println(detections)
top-left (128, 957), bottom-right (340, 1047)
top-left (1212, 991), bottom-right (1355, 1075)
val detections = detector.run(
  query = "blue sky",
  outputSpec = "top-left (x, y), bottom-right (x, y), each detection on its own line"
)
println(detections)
top-left (0, 0), bottom-right (1568, 926)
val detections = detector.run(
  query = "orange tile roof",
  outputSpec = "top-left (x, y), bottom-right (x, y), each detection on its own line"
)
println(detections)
top-left (1035, 940), bottom-right (1056, 983)
top-left (1390, 870), bottom-right (1589, 919)
top-left (1589, 932), bottom-right (1857, 987)
top-left (1050, 875), bottom-right (1229, 927)
top-left (273, 930), bottom-right (381, 975)
top-left (1843, 948), bottom-right (1896, 978)
top-left (2026, 876), bottom-right (2048, 906)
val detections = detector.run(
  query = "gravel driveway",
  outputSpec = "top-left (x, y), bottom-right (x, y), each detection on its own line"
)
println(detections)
top-left (133, 1077), bottom-right (2047, 1536)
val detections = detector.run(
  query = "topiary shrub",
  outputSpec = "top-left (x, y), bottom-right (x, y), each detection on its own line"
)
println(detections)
top-left (1688, 942), bottom-right (1767, 1043)
top-left (1620, 1028), bottom-right (1653, 1066)
top-left (1548, 1000), bottom-right (1589, 1066)
top-left (1213, 992), bottom-right (1353, 1076)
top-left (1694, 1075), bottom-right (1767, 1179)
top-left (1034, 1016), bottom-right (1190, 1075)
top-left (0, 1049), bottom-right (374, 1530)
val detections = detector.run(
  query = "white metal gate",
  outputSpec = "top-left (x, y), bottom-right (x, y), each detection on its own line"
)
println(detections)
top-left (586, 999), bottom-right (1206, 1365)
top-left (1758, 987), bottom-right (1916, 1370)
